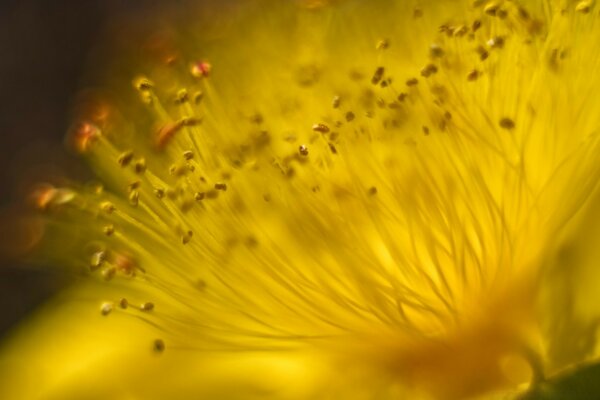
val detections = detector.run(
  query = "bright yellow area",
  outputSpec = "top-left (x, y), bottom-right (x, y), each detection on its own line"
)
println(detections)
top-left (3, 0), bottom-right (600, 399)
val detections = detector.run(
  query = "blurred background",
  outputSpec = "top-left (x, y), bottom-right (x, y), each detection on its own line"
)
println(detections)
top-left (0, 0), bottom-right (237, 340)
top-left (0, 0), bottom-right (161, 337)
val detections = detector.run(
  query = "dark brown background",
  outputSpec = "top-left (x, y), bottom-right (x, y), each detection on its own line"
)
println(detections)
top-left (0, 0), bottom-right (236, 339)
top-left (0, 0), bottom-right (170, 337)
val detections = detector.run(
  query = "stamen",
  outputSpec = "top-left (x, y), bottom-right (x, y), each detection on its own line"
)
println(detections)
top-left (194, 192), bottom-right (205, 201)
top-left (299, 145), bottom-right (309, 156)
top-left (154, 188), bottom-right (165, 199)
top-left (376, 39), bottom-right (389, 50)
top-left (499, 117), bottom-right (515, 130)
top-left (467, 69), bottom-right (480, 81)
top-left (332, 95), bottom-right (341, 109)
top-left (153, 339), bottom-right (165, 353)
top-left (140, 302), bottom-right (155, 312)
top-left (429, 43), bottom-right (445, 58)
top-left (484, 1), bottom-right (500, 16)
top-left (100, 302), bottom-right (113, 316)
top-left (175, 88), bottom-right (189, 104)
top-left (371, 67), bottom-right (385, 85)
top-left (103, 225), bottom-right (115, 236)
top-left (129, 191), bottom-right (139, 207)
top-left (118, 151), bottom-right (134, 167)
top-left (133, 76), bottom-right (154, 91)
top-left (576, 1), bottom-right (593, 13)
top-left (420, 64), bottom-right (438, 78)
top-left (119, 298), bottom-right (129, 309)
top-left (90, 250), bottom-right (106, 268)
top-left (99, 200), bottom-right (115, 213)
top-left (214, 183), bottom-right (227, 191)
top-left (312, 123), bottom-right (330, 133)
top-left (190, 60), bottom-right (211, 78)
top-left (134, 158), bottom-right (147, 174)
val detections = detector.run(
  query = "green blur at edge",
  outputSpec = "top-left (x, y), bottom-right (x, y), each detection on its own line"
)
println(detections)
top-left (519, 362), bottom-right (600, 399)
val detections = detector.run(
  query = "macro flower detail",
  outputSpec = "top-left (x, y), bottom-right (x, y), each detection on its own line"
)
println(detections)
top-left (2, 0), bottom-right (600, 399)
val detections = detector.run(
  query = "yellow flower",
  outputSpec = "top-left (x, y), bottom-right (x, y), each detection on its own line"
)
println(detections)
top-left (2, 0), bottom-right (600, 398)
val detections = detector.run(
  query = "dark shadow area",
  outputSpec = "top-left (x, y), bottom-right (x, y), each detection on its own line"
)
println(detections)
top-left (0, 0), bottom-right (153, 337)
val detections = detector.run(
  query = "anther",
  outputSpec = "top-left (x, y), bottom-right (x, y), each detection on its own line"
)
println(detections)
top-left (175, 88), bottom-right (189, 104)
top-left (476, 46), bottom-right (489, 60)
top-left (299, 145), bottom-right (309, 156)
top-left (100, 302), bottom-right (113, 316)
top-left (153, 339), bottom-right (165, 353)
top-left (129, 191), bottom-right (139, 207)
top-left (90, 251), bottom-right (106, 271)
top-left (332, 95), bottom-right (341, 109)
top-left (140, 302), bottom-right (155, 311)
top-left (452, 25), bottom-right (468, 37)
top-left (72, 122), bottom-right (101, 153)
top-left (154, 188), bottom-right (165, 199)
top-left (487, 36), bottom-right (505, 49)
top-left (368, 186), bottom-right (378, 196)
top-left (467, 69), bottom-right (480, 81)
top-left (472, 19), bottom-right (482, 32)
top-left (190, 60), bottom-right (211, 78)
top-left (134, 158), bottom-right (147, 174)
top-left (128, 181), bottom-right (141, 192)
top-left (214, 183), bottom-right (227, 191)
top-left (100, 201), bottom-right (116, 214)
top-left (328, 143), bottom-right (338, 154)
top-left (133, 76), bottom-right (154, 91)
top-left (406, 78), bottom-right (419, 87)
top-left (118, 151), bottom-right (134, 167)
top-left (484, 1), bottom-right (500, 16)
top-left (345, 112), bottom-right (355, 122)
top-left (376, 39), bottom-right (389, 50)
top-left (499, 117), bottom-right (515, 130)
top-left (429, 44), bottom-right (445, 58)
top-left (182, 232), bottom-right (192, 244)
top-left (183, 150), bottom-right (194, 160)
top-left (576, 1), bottom-right (593, 13)
top-left (312, 123), bottom-right (330, 133)
top-left (194, 192), bottom-right (205, 201)
top-left (422, 126), bottom-right (430, 135)
top-left (119, 298), bottom-right (128, 309)
top-left (518, 7), bottom-right (530, 19)
top-left (156, 121), bottom-right (185, 150)
top-left (181, 117), bottom-right (202, 127)
top-left (103, 225), bottom-right (115, 236)
top-left (193, 91), bottom-right (204, 104)
top-left (196, 279), bottom-right (207, 291)
top-left (420, 64), bottom-right (438, 78)
top-left (371, 67), bottom-right (385, 85)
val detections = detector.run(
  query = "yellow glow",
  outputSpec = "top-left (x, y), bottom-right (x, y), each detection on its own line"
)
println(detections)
top-left (3, 0), bottom-right (600, 398)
